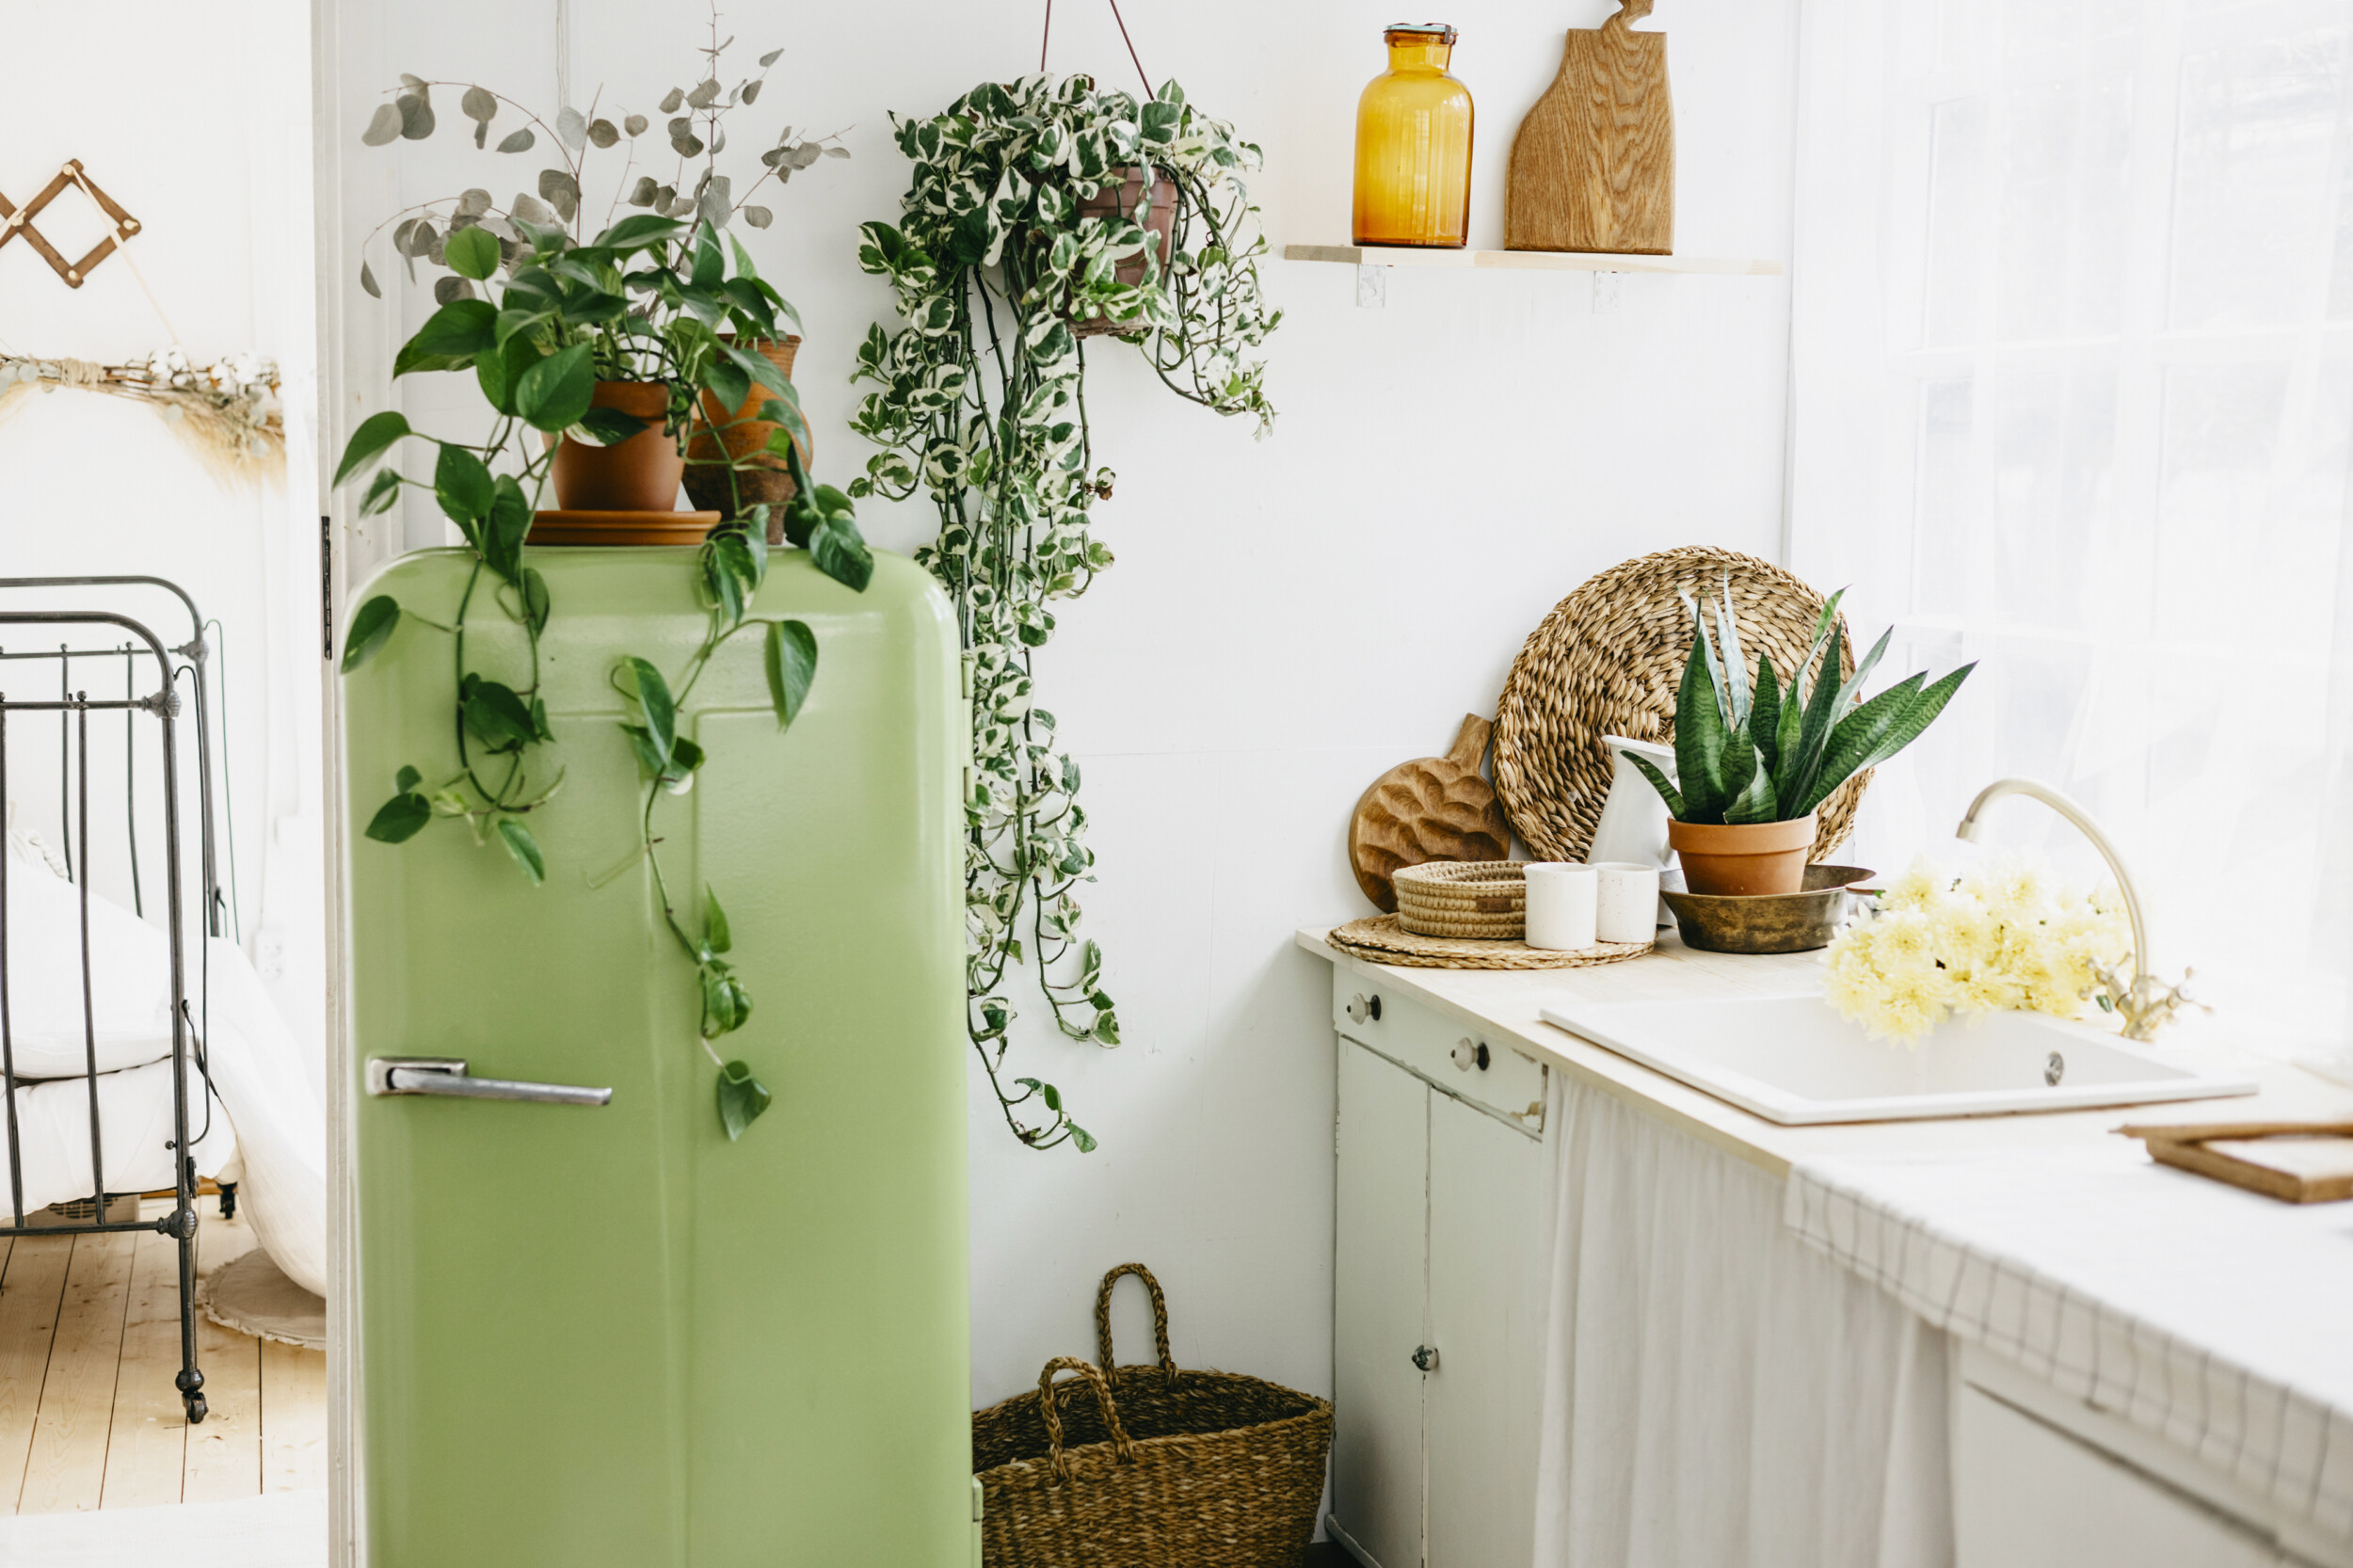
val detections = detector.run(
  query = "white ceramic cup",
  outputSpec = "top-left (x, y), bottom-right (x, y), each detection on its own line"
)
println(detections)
top-left (1524, 863), bottom-right (1599, 952)
top-left (1589, 861), bottom-right (1663, 944)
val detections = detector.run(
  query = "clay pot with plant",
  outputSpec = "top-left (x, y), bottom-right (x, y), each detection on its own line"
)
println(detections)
top-left (1625, 583), bottom-right (1975, 899)
top-left (682, 334), bottom-right (808, 538)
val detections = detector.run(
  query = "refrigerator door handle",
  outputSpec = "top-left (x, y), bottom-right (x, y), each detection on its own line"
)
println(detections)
top-left (366, 1056), bottom-right (614, 1107)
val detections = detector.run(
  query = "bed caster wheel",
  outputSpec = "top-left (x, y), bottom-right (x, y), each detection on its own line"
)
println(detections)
top-left (184, 1395), bottom-right (208, 1424)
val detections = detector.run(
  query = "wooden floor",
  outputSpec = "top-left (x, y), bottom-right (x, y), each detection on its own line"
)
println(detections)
top-left (0, 1196), bottom-right (325, 1515)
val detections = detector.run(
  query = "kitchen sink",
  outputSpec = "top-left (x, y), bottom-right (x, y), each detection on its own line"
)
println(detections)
top-left (1538, 993), bottom-right (2259, 1125)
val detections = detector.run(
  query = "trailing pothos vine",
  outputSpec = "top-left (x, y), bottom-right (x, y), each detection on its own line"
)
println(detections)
top-left (849, 73), bottom-right (1277, 1150)
top-left (334, 209), bottom-right (872, 1140)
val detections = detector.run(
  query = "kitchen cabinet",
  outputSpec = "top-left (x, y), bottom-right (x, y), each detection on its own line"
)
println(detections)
top-left (1330, 969), bottom-right (1549, 1568)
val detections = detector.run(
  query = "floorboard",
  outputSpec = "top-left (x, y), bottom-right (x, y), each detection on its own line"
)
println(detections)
top-left (260, 1341), bottom-right (327, 1494)
top-left (101, 1223), bottom-right (192, 1509)
top-left (17, 1231), bottom-right (135, 1513)
top-left (0, 1234), bottom-right (72, 1516)
top-left (179, 1215), bottom-right (261, 1506)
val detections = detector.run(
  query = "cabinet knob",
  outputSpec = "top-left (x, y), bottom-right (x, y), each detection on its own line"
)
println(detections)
top-left (1411, 1344), bottom-right (1440, 1372)
top-left (1346, 993), bottom-right (1384, 1025)
top-left (1450, 1037), bottom-right (1489, 1072)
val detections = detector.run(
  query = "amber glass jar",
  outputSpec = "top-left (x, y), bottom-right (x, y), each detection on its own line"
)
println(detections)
top-left (1353, 24), bottom-right (1474, 248)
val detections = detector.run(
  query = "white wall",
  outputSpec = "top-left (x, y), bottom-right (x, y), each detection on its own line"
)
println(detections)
top-left (328, 0), bottom-right (1801, 1407)
top-left (0, 0), bottom-right (325, 1093)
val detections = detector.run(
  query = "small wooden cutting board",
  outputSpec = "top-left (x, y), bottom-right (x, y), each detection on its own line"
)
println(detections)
top-left (1349, 715), bottom-right (1514, 913)
top-left (2117, 1120), bottom-right (2353, 1203)
top-left (1505, 0), bottom-right (1675, 255)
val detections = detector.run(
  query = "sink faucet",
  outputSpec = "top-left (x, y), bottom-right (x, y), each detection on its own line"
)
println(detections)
top-left (1954, 777), bottom-right (2204, 1043)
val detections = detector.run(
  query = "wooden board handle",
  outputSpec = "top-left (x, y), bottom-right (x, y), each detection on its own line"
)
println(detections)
top-left (1609, 0), bottom-right (1657, 29)
top-left (1445, 713), bottom-right (1493, 770)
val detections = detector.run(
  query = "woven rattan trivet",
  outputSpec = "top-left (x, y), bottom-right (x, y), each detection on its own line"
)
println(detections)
top-left (1327, 915), bottom-right (1652, 970)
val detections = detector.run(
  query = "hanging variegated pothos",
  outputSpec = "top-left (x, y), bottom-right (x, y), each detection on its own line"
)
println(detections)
top-left (850, 72), bottom-right (1278, 1151)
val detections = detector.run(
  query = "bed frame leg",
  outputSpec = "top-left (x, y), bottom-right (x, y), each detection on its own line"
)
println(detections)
top-left (166, 1196), bottom-right (206, 1423)
top-left (216, 1180), bottom-right (236, 1220)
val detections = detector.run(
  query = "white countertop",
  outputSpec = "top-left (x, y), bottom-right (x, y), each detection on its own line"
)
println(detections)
top-left (1297, 923), bottom-right (2353, 1176)
top-left (1301, 922), bottom-right (2353, 1545)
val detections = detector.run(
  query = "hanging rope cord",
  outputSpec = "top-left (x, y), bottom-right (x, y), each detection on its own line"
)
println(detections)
top-left (1040, 0), bottom-right (1157, 93)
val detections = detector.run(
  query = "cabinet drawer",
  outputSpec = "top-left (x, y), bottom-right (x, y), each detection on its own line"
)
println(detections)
top-left (1332, 967), bottom-right (1545, 1133)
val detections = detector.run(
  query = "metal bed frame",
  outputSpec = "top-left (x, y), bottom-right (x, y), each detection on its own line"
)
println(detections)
top-left (0, 576), bottom-right (227, 1424)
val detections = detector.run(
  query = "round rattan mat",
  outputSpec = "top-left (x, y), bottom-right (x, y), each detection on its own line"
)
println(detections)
top-left (1328, 915), bottom-right (1652, 970)
top-left (1492, 546), bottom-right (1870, 865)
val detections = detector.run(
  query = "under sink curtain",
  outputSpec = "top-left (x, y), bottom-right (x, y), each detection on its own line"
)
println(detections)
top-left (1786, 0), bottom-right (2353, 1067)
top-left (1531, 1077), bottom-right (1952, 1568)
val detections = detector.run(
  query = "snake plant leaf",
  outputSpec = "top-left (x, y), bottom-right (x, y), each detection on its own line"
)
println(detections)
top-left (1751, 653), bottom-right (1783, 777)
top-left (1622, 750), bottom-right (1686, 820)
top-left (495, 819), bottom-right (546, 885)
top-left (1851, 664), bottom-right (1975, 775)
top-left (1672, 603), bottom-right (1732, 822)
top-left (1717, 717), bottom-right (1759, 821)
top-left (1784, 620), bottom-right (1848, 810)
top-left (1710, 587), bottom-right (1750, 731)
top-left (1790, 674), bottom-right (1928, 816)
top-left (1723, 755), bottom-right (1781, 824)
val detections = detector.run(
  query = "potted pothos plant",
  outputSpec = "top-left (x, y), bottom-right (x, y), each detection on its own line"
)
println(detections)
top-left (333, 206), bottom-right (872, 1141)
top-left (849, 72), bottom-right (1277, 1152)
top-left (1625, 584), bottom-right (1973, 898)
top-left (352, 26), bottom-right (848, 524)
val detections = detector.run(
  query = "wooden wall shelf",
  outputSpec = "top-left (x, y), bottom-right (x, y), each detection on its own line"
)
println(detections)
top-left (1283, 244), bottom-right (1782, 277)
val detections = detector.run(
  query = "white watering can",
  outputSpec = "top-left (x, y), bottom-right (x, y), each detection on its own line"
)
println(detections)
top-left (1588, 734), bottom-right (1683, 926)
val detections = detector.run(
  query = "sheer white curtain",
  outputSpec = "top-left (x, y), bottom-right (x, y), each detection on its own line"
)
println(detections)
top-left (1789, 0), bottom-right (2353, 1062)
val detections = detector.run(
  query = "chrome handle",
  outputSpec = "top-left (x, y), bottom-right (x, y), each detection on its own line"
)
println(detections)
top-left (366, 1056), bottom-right (612, 1107)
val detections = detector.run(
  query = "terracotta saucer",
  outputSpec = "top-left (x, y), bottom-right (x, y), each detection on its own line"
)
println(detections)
top-left (528, 509), bottom-right (721, 546)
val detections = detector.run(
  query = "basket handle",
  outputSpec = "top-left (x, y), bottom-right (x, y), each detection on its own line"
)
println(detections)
top-left (1095, 1262), bottom-right (1178, 1384)
top-left (1037, 1355), bottom-right (1134, 1480)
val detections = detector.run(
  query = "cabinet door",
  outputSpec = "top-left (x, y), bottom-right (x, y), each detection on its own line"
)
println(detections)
top-left (1427, 1092), bottom-right (1545, 1568)
top-left (1954, 1384), bottom-right (2281, 1568)
top-left (1335, 1040), bottom-right (1430, 1568)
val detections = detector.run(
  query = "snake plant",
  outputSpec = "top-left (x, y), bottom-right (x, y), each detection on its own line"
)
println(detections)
top-left (1625, 583), bottom-right (1973, 825)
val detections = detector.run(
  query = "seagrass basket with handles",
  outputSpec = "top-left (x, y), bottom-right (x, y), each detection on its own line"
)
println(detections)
top-left (972, 1263), bottom-right (1334, 1567)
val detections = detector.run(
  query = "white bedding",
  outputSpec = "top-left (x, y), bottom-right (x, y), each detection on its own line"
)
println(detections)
top-left (1, 822), bottom-right (326, 1296)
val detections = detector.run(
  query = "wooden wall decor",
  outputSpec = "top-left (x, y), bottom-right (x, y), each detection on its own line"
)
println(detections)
top-left (1348, 714), bottom-right (1514, 913)
top-left (0, 160), bottom-right (142, 289)
top-left (1505, 0), bottom-right (1674, 256)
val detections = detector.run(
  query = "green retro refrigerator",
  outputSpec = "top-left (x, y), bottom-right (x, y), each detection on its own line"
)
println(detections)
top-left (344, 547), bottom-right (973, 1567)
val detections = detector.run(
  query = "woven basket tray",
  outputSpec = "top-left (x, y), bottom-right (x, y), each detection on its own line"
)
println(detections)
top-left (974, 1264), bottom-right (1332, 1568)
top-left (1492, 546), bottom-right (1869, 864)
top-left (1328, 914), bottom-right (1652, 970)
top-left (1393, 860), bottom-right (1526, 938)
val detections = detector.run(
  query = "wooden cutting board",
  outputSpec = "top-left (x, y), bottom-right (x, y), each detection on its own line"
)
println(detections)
top-left (1349, 715), bottom-right (1514, 913)
top-left (1505, 0), bottom-right (1674, 255)
top-left (2117, 1120), bottom-right (2353, 1203)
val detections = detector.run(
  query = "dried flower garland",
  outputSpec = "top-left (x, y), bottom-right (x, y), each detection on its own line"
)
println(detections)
top-left (0, 348), bottom-right (284, 489)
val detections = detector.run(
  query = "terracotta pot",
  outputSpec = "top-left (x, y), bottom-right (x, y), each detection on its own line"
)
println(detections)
top-left (548, 381), bottom-right (683, 513)
top-left (1070, 168), bottom-right (1176, 339)
top-left (681, 336), bottom-right (808, 544)
top-left (1667, 813), bottom-right (1818, 899)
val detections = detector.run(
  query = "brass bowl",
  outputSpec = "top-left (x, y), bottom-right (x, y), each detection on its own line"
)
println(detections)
top-left (1661, 865), bottom-right (1876, 954)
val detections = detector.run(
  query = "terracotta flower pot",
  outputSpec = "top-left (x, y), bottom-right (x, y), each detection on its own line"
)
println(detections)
top-left (548, 381), bottom-right (682, 513)
top-left (1667, 813), bottom-right (1818, 899)
top-left (1070, 168), bottom-right (1176, 339)
top-left (681, 336), bottom-right (809, 544)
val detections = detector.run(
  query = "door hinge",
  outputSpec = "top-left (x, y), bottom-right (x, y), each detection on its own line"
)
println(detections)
top-left (319, 515), bottom-right (333, 660)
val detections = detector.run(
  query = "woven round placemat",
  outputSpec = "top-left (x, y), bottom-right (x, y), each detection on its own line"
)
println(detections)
top-left (1328, 915), bottom-right (1651, 970)
top-left (1492, 546), bottom-right (1870, 865)
top-left (1393, 861), bottom-right (1526, 938)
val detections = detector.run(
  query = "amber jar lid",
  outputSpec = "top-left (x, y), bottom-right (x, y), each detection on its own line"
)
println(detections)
top-left (1384, 23), bottom-right (1458, 43)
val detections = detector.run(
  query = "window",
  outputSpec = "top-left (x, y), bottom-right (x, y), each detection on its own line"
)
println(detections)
top-left (1790, 0), bottom-right (2353, 1061)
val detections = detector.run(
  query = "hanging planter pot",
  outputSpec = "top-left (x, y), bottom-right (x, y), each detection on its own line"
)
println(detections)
top-left (1069, 168), bottom-right (1177, 339)
top-left (547, 380), bottom-right (684, 512)
top-left (681, 335), bottom-right (809, 544)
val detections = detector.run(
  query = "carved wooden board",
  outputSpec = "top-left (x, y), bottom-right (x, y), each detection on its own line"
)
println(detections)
top-left (1348, 714), bottom-right (1514, 913)
top-left (1505, 0), bottom-right (1675, 256)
